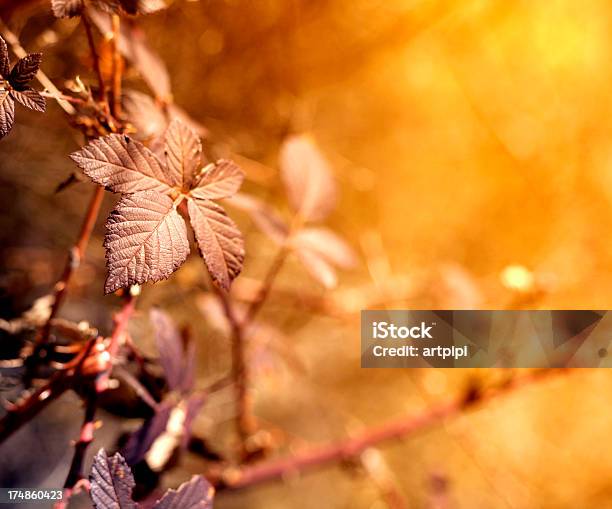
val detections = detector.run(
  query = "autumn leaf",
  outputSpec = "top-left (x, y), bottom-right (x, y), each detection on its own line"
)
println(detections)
top-left (0, 37), bottom-right (45, 140)
top-left (154, 476), bottom-right (214, 509)
top-left (72, 121), bottom-right (245, 293)
top-left (279, 134), bottom-right (336, 222)
top-left (89, 450), bottom-right (214, 509)
top-left (89, 450), bottom-right (137, 509)
top-left (188, 198), bottom-right (244, 291)
top-left (122, 89), bottom-right (167, 141)
top-left (104, 191), bottom-right (189, 294)
top-left (225, 192), bottom-right (289, 244)
top-left (164, 119), bottom-right (202, 190)
top-left (70, 134), bottom-right (172, 195)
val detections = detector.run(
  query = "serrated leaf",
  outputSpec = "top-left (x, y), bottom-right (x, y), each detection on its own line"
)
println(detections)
top-left (0, 37), bottom-right (9, 78)
top-left (279, 134), bottom-right (336, 222)
top-left (150, 308), bottom-right (184, 391)
top-left (104, 191), bottom-right (189, 294)
top-left (225, 192), bottom-right (288, 244)
top-left (164, 119), bottom-right (201, 191)
top-left (291, 227), bottom-right (357, 269)
top-left (190, 160), bottom-right (244, 201)
top-left (10, 88), bottom-right (45, 112)
top-left (187, 197), bottom-right (244, 291)
top-left (123, 89), bottom-right (167, 141)
top-left (71, 134), bottom-right (172, 195)
top-left (0, 88), bottom-right (15, 139)
top-left (153, 476), bottom-right (214, 509)
top-left (51, 0), bottom-right (84, 17)
top-left (122, 401), bottom-right (173, 466)
top-left (9, 53), bottom-right (41, 90)
top-left (89, 450), bottom-right (137, 509)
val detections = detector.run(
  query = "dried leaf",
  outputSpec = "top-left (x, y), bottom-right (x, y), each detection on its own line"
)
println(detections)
top-left (224, 192), bottom-right (289, 244)
top-left (89, 450), bottom-right (137, 509)
top-left (291, 227), bottom-right (357, 269)
top-left (104, 191), bottom-right (189, 294)
top-left (10, 88), bottom-right (45, 113)
top-left (71, 134), bottom-right (172, 195)
top-left (164, 119), bottom-right (202, 190)
top-left (122, 401), bottom-right (173, 466)
top-left (153, 476), bottom-right (214, 509)
top-left (0, 88), bottom-right (15, 139)
top-left (295, 248), bottom-right (338, 289)
top-left (0, 37), bottom-right (9, 78)
top-left (187, 197), bottom-right (244, 291)
top-left (89, 10), bottom-right (171, 99)
top-left (123, 89), bottom-right (167, 141)
top-left (51, 0), bottom-right (84, 17)
top-left (9, 53), bottom-right (42, 90)
top-left (279, 134), bottom-right (336, 222)
top-left (150, 308), bottom-right (184, 391)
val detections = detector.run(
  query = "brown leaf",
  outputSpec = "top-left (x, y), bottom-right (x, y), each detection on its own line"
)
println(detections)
top-left (89, 9), bottom-right (171, 99)
top-left (190, 159), bottom-right (244, 201)
top-left (70, 134), bottom-right (172, 195)
top-left (9, 53), bottom-right (42, 90)
top-left (0, 37), bottom-right (9, 78)
top-left (0, 88), bottom-right (15, 139)
top-left (224, 192), bottom-right (288, 244)
top-left (153, 476), bottom-right (214, 509)
top-left (279, 134), bottom-right (336, 222)
top-left (187, 197), bottom-right (244, 290)
top-left (164, 119), bottom-right (201, 190)
top-left (51, 0), bottom-right (84, 17)
top-left (291, 227), bottom-right (357, 270)
top-left (122, 89), bottom-right (167, 141)
top-left (10, 88), bottom-right (45, 113)
top-left (104, 191), bottom-right (189, 294)
top-left (89, 450), bottom-right (137, 509)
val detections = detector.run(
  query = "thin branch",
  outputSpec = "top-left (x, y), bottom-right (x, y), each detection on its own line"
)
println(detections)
top-left (0, 18), bottom-right (76, 115)
top-left (210, 369), bottom-right (569, 490)
top-left (56, 389), bottom-right (98, 509)
top-left (36, 185), bottom-right (105, 348)
top-left (110, 14), bottom-right (122, 118)
top-left (82, 12), bottom-right (107, 105)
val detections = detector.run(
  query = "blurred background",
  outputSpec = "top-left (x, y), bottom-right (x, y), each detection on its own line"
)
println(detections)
top-left (2, 0), bottom-right (612, 507)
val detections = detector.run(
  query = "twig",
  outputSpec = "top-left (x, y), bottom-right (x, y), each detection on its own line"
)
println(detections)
top-left (36, 185), bottom-right (105, 348)
top-left (215, 288), bottom-right (253, 460)
top-left (211, 369), bottom-right (569, 489)
top-left (0, 338), bottom-right (97, 445)
top-left (56, 389), bottom-right (97, 509)
top-left (95, 291), bottom-right (137, 393)
top-left (82, 13), bottom-right (107, 105)
top-left (0, 18), bottom-right (76, 115)
top-left (110, 14), bottom-right (122, 118)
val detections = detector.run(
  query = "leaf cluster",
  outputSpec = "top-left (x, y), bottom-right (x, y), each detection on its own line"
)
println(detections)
top-left (70, 120), bottom-right (245, 293)
top-left (0, 36), bottom-right (45, 139)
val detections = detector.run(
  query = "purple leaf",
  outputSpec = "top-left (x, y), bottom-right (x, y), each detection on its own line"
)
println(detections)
top-left (89, 449), bottom-right (137, 509)
top-left (150, 308), bottom-right (184, 391)
top-left (122, 401), bottom-right (173, 466)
